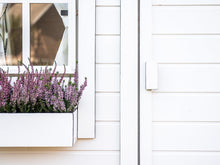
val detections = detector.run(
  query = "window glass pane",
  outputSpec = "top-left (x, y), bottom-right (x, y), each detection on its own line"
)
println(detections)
top-left (30, 3), bottom-right (68, 66)
top-left (0, 3), bottom-right (22, 66)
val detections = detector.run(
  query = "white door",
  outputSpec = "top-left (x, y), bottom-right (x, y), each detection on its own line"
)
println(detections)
top-left (140, 0), bottom-right (220, 165)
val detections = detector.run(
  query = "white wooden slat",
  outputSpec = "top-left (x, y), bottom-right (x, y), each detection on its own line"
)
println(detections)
top-left (153, 152), bottom-right (220, 165)
top-left (153, 93), bottom-right (220, 121)
top-left (0, 151), bottom-right (119, 165)
top-left (153, 0), bottom-right (220, 5)
top-left (24, 122), bottom-right (119, 151)
top-left (96, 0), bottom-right (120, 6)
top-left (22, 2), bottom-right (30, 65)
top-left (78, 0), bottom-right (95, 138)
top-left (153, 35), bottom-right (220, 63)
top-left (153, 123), bottom-right (220, 150)
top-left (67, 0), bottom-right (76, 72)
top-left (96, 7), bottom-right (120, 34)
top-left (96, 64), bottom-right (120, 92)
top-left (96, 93), bottom-right (120, 121)
top-left (96, 36), bottom-right (120, 63)
top-left (140, 0), bottom-right (153, 164)
top-left (156, 64), bottom-right (220, 92)
top-left (73, 122), bottom-right (119, 150)
top-left (121, 0), bottom-right (138, 165)
top-left (153, 6), bottom-right (220, 34)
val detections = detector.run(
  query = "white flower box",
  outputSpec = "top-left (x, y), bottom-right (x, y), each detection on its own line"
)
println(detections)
top-left (0, 110), bottom-right (77, 147)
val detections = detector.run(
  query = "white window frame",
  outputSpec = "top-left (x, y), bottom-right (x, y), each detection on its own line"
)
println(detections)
top-left (77, 0), bottom-right (95, 139)
top-left (1, 0), bottom-right (76, 74)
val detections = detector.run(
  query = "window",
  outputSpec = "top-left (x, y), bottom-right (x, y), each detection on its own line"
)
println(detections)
top-left (0, 3), bottom-right (22, 66)
top-left (0, 0), bottom-right (95, 139)
top-left (0, 0), bottom-right (76, 73)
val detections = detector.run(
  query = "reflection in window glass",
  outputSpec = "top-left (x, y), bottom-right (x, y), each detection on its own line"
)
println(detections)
top-left (0, 3), bottom-right (22, 66)
top-left (30, 3), bottom-right (68, 66)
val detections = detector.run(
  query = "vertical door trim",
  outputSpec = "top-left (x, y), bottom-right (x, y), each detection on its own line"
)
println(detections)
top-left (121, 0), bottom-right (138, 165)
top-left (140, 0), bottom-right (153, 164)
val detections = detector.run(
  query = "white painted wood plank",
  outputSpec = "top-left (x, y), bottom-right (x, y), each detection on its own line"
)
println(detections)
top-left (153, 6), bottom-right (220, 34)
top-left (153, 123), bottom-right (220, 150)
top-left (0, 113), bottom-right (73, 147)
top-left (153, 93), bottom-right (220, 121)
top-left (140, 0), bottom-right (154, 164)
top-left (23, 2), bottom-right (30, 65)
top-left (96, 36), bottom-right (120, 63)
top-left (73, 110), bottom-right (78, 144)
top-left (96, 0), bottom-right (120, 6)
top-left (121, 0), bottom-right (138, 165)
top-left (153, 152), bottom-right (220, 165)
top-left (153, 35), bottom-right (220, 63)
top-left (24, 122), bottom-right (119, 151)
top-left (67, 0), bottom-right (76, 72)
top-left (96, 7), bottom-right (120, 34)
top-left (96, 93), bottom-right (120, 121)
top-left (153, 0), bottom-right (220, 5)
top-left (0, 151), bottom-right (119, 165)
top-left (156, 64), bottom-right (220, 92)
top-left (78, 0), bottom-right (95, 138)
top-left (74, 122), bottom-right (119, 150)
top-left (96, 64), bottom-right (120, 92)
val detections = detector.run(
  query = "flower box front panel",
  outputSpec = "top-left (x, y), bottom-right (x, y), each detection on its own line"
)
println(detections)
top-left (0, 112), bottom-right (77, 147)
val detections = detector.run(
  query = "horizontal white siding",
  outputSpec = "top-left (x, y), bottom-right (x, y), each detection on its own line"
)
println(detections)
top-left (97, 0), bottom-right (120, 6)
top-left (96, 7), bottom-right (120, 34)
top-left (96, 64), bottom-right (120, 92)
top-left (0, 151), bottom-right (119, 165)
top-left (96, 93), bottom-right (120, 121)
top-left (95, 5), bottom-right (120, 165)
top-left (0, 1), bottom-right (121, 165)
top-left (96, 36), bottom-right (120, 64)
top-left (73, 122), bottom-right (119, 151)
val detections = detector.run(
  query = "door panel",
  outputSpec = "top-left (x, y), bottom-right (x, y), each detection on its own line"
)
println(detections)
top-left (140, 1), bottom-right (220, 165)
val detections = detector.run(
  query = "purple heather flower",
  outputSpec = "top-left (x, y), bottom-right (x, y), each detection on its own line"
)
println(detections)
top-left (0, 62), bottom-right (87, 113)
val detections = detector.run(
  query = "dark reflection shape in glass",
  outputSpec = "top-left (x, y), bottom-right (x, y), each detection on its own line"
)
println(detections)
top-left (30, 3), bottom-right (68, 66)
top-left (0, 3), bottom-right (22, 66)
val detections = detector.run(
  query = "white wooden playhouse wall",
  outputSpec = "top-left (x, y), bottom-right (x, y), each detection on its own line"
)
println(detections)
top-left (152, 0), bottom-right (220, 165)
top-left (0, 0), bottom-right (120, 164)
